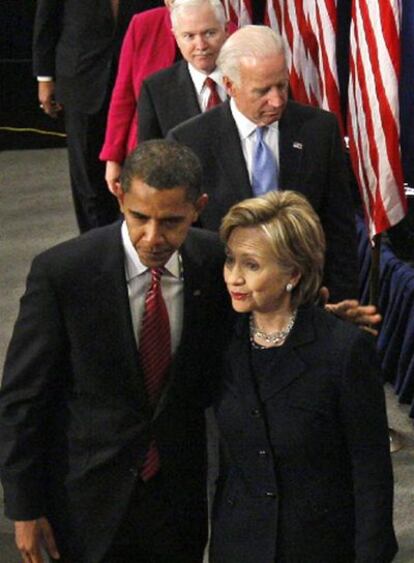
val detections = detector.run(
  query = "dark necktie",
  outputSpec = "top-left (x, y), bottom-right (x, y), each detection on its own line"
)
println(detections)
top-left (139, 268), bottom-right (171, 481)
top-left (205, 76), bottom-right (221, 110)
top-left (251, 126), bottom-right (279, 196)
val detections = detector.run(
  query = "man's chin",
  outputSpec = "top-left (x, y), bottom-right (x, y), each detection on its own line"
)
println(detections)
top-left (261, 114), bottom-right (281, 125)
top-left (138, 250), bottom-right (172, 268)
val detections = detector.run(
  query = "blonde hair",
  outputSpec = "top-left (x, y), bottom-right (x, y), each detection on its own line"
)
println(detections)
top-left (220, 191), bottom-right (325, 307)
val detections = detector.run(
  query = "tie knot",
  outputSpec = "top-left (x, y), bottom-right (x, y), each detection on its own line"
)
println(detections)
top-left (256, 126), bottom-right (267, 141)
top-left (204, 76), bottom-right (216, 91)
top-left (150, 268), bottom-right (163, 285)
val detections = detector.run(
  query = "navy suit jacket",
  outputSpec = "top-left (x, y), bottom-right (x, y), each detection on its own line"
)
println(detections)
top-left (168, 100), bottom-right (359, 302)
top-left (0, 223), bottom-right (228, 562)
top-left (211, 306), bottom-right (397, 563)
top-left (138, 60), bottom-right (201, 141)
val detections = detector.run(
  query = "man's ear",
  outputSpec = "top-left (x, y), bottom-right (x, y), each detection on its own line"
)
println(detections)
top-left (194, 193), bottom-right (209, 218)
top-left (222, 75), bottom-right (236, 98)
top-left (116, 184), bottom-right (125, 212)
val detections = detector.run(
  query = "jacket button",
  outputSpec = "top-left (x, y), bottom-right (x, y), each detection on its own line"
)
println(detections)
top-left (129, 467), bottom-right (138, 477)
top-left (227, 497), bottom-right (234, 506)
top-left (251, 408), bottom-right (261, 417)
top-left (258, 449), bottom-right (268, 456)
top-left (265, 491), bottom-right (277, 498)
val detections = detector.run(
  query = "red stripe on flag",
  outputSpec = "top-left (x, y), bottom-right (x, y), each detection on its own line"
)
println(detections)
top-left (348, 0), bottom-right (407, 237)
top-left (266, 1), bottom-right (342, 128)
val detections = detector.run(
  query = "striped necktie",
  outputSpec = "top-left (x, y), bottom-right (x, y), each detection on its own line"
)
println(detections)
top-left (205, 76), bottom-right (221, 110)
top-left (139, 267), bottom-right (171, 481)
top-left (252, 126), bottom-right (278, 196)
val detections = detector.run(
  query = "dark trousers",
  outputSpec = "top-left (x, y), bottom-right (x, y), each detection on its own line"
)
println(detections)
top-left (63, 103), bottom-right (120, 233)
top-left (102, 474), bottom-right (205, 563)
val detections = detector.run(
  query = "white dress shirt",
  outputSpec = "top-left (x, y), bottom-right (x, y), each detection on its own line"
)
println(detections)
top-left (187, 64), bottom-right (226, 112)
top-left (121, 222), bottom-right (184, 355)
top-left (229, 98), bottom-right (280, 184)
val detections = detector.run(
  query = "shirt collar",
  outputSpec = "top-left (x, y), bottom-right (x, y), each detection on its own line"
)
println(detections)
top-left (187, 63), bottom-right (223, 95)
top-left (230, 98), bottom-right (279, 140)
top-left (121, 221), bottom-right (181, 282)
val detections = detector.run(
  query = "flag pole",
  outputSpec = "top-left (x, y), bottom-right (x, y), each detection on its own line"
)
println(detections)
top-left (369, 233), bottom-right (381, 306)
top-left (370, 232), bottom-right (404, 453)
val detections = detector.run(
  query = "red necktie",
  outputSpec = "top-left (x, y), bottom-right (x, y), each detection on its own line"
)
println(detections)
top-left (139, 268), bottom-right (171, 481)
top-left (205, 76), bottom-right (221, 110)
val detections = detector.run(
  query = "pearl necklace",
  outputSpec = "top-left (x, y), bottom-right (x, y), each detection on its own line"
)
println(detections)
top-left (249, 310), bottom-right (297, 347)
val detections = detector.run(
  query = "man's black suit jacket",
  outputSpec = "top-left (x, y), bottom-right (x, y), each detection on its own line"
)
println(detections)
top-left (211, 306), bottom-right (397, 563)
top-left (138, 60), bottom-right (201, 142)
top-left (32, 0), bottom-right (163, 113)
top-left (0, 222), bottom-right (228, 562)
top-left (168, 100), bottom-right (359, 303)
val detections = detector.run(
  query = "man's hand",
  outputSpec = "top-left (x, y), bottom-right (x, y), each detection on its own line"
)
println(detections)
top-left (38, 81), bottom-right (62, 119)
top-left (105, 160), bottom-right (123, 196)
top-left (319, 287), bottom-right (382, 335)
top-left (15, 517), bottom-right (60, 563)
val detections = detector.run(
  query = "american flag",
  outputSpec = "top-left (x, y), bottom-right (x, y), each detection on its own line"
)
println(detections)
top-left (399, 0), bottom-right (414, 188)
top-left (347, 0), bottom-right (407, 239)
top-left (264, 1), bottom-right (343, 130)
top-left (222, 0), bottom-right (252, 27)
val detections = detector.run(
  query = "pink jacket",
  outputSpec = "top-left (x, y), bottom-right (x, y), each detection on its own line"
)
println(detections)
top-left (100, 8), bottom-right (176, 163)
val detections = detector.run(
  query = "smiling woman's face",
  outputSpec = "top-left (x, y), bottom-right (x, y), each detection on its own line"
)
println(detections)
top-left (224, 226), bottom-right (298, 316)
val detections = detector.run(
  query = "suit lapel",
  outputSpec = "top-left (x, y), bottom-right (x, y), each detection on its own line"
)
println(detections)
top-left (176, 61), bottom-right (203, 118)
top-left (89, 224), bottom-right (149, 407)
top-left (212, 102), bottom-right (252, 200)
top-left (153, 235), bottom-right (205, 419)
top-left (229, 308), bottom-right (316, 407)
top-left (279, 101), bottom-right (304, 190)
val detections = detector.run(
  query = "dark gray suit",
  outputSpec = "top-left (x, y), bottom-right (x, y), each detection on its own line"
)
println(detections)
top-left (32, 0), bottom-right (163, 232)
top-left (138, 60), bottom-right (201, 142)
top-left (211, 306), bottom-right (397, 563)
top-left (168, 100), bottom-right (359, 302)
top-left (0, 223), bottom-right (227, 562)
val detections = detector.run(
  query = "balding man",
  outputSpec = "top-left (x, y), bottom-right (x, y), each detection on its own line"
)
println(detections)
top-left (169, 25), bottom-right (359, 304)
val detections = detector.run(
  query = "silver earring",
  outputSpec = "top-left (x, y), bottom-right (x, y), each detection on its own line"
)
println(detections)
top-left (286, 283), bottom-right (293, 292)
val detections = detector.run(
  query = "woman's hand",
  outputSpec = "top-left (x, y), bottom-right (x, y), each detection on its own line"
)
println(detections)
top-left (105, 161), bottom-right (122, 196)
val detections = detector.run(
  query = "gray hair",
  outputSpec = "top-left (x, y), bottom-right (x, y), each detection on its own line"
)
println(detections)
top-left (120, 140), bottom-right (202, 203)
top-left (217, 25), bottom-right (286, 86)
top-left (171, 0), bottom-right (227, 30)
top-left (220, 190), bottom-right (325, 308)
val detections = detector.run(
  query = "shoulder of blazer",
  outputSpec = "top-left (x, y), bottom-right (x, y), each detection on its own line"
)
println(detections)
top-left (143, 60), bottom-right (188, 88)
top-left (33, 221), bottom-right (124, 277)
top-left (129, 7), bottom-right (170, 30)
top-left (169, 100), bottom-right (233, 138)
top-left (182, 228), bottom-right (224, 267)
top-left (291, 305), bottom-right (374, 360)
top-left (281, 100), bottom-right (337, 131)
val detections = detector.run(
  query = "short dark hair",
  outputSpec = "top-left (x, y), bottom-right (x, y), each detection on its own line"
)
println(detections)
top-left (120, 140), bottom-right (202, 202)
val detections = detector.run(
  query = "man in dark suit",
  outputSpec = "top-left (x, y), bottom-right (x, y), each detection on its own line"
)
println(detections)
top-left (138, 0), bottom-right (228, 143)
top-left (168, 25), bottom-right (359, 303)
top-left (33, 0), bottom-right (163, 233)
top-left (0, 140), bottom-right (227, 563)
